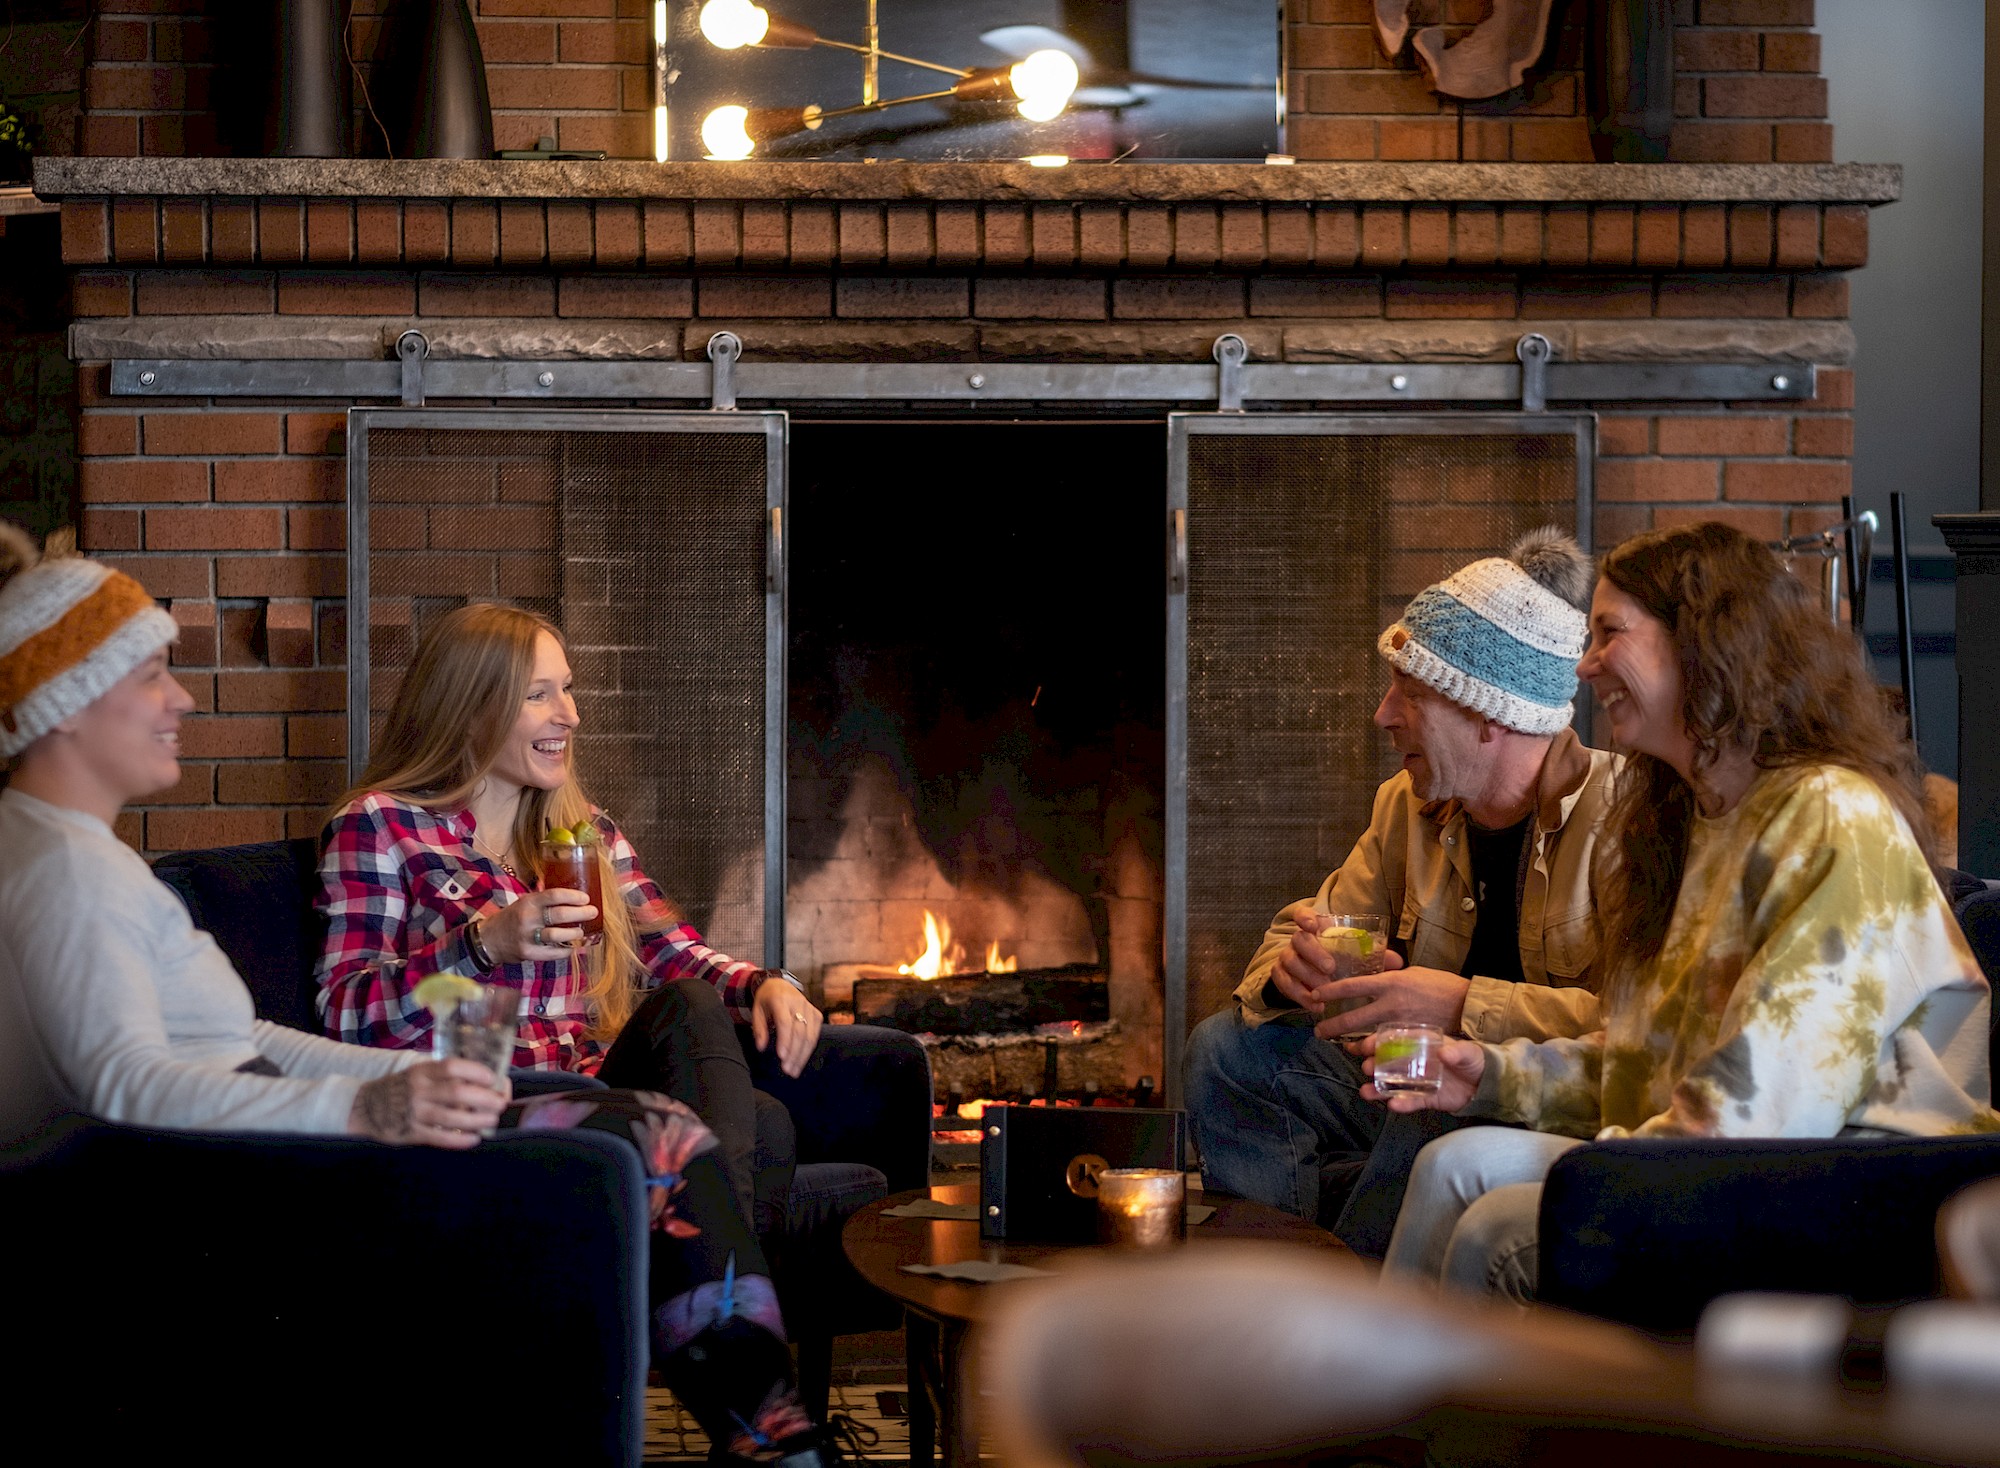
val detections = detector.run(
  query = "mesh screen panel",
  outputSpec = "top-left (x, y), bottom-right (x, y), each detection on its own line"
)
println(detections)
top-left (1181, 427), bottom-right (1581, 1029)
top-left (361, 424), bottom-right (774, 962)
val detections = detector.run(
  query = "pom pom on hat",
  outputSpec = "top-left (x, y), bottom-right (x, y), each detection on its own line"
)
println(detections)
top-left (1377, 528), bottom-right (1591, 736)
top-left (0, 524), bottom-right (177, 757)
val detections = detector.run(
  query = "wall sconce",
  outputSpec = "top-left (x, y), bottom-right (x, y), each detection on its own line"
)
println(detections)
top-left (693, 0), bottom-right (1079, 159)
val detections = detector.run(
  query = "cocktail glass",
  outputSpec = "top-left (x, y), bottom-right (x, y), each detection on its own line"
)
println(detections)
top-left (432, 981), bottom-right (522, 1088)
top-left (538, 834), bottom-right (606, 946)
top-left (1316, 912), bottom-right (1387, 1039)
top-left (1372, 1023), bottom-right (1445, 1095)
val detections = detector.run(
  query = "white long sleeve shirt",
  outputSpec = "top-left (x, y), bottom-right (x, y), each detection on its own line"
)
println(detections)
top-left (0, 787), bottom-right (414, 1142)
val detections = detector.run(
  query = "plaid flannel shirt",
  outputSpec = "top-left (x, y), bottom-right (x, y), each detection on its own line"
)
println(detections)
top-left (316, 793), bottom-right (767, 1074)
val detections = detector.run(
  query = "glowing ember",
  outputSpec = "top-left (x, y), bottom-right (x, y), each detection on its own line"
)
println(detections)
top-left (895, 910), bottom-right (1017, 980)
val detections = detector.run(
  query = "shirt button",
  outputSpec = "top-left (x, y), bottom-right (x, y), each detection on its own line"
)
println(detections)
top-left (1461, 897), bottom-right (1476, 912)
top-left (534, 1001), bottom-right (547, 1016)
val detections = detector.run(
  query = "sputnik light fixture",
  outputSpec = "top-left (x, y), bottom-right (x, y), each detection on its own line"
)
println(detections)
top-left (693, 0), bottom-right (1080, 160)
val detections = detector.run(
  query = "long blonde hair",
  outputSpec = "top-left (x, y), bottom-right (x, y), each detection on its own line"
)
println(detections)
top-left (332, 602), bottom-right (654, 1039)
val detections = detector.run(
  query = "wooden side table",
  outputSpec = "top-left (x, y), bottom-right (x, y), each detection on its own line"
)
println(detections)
top-left (840, 1181), bottom-right (1346, 1467)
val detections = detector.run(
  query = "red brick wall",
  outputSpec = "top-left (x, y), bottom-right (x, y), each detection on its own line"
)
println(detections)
top-left (79, 0), bottom-right (655, 160)
top-left (64, 198), bottom-right (1860, 852)
top-left (78, 1), bottom-right (1830, 164)
top-left (1293, 0), bottom-right (1830, 163)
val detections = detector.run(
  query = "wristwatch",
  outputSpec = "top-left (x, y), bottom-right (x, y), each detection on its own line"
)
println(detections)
top-left (764, 968), bottom-right (806, 994)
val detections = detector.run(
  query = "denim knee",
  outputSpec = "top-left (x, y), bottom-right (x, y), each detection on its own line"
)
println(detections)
top-left (1441, 1181), bottom-right (1545, 1301)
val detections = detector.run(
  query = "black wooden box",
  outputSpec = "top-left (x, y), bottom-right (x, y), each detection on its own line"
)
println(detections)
top-left (978, 1104), bottom-right (1187, 1242)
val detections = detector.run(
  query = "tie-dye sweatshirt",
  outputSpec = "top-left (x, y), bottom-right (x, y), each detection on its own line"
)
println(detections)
top-left (1464, 764), bottom-right (1995, 1141)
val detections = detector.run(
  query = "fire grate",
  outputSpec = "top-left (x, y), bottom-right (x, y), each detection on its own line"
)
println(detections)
top-left (345, 410), bottom-right (787, 963)
top-left (1165, 413), bottom-right (1591, 1097)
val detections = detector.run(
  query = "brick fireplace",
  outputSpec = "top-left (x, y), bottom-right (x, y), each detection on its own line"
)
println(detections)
top-left (34, 150), bottom-right (1883, 1094)
top-left (33, 0), bottom-right (1885, 1095)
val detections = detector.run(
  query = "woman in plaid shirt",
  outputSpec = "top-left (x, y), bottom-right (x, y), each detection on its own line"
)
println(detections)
top-left (317, 602), bottom-right (831, 1463)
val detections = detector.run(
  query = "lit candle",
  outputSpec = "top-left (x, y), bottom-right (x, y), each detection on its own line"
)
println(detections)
top-left (1096, 1168), bottom-right (1185, 1248)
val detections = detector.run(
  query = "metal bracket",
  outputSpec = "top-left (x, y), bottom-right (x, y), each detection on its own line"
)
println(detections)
top-left (396, 329), bottom-right (429, 407)
top-left (1516, 332), bottom-right (1551, 413)
top-left (1212, 333), bottom-right (1248, 413)
top-left (708, 331), bottom-right (741, 411)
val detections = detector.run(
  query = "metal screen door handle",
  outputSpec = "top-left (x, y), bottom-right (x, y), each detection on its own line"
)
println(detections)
top-left (1168, 508), bottom-right (1187, 593)
top-left (767, 505), bottom-right (782, 594)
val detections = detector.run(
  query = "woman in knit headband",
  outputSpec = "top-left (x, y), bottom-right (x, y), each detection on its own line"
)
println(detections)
top-left (0, 530), bottom-right (845, 1464)
top-left (0, 522), bottom-right (505, 1146)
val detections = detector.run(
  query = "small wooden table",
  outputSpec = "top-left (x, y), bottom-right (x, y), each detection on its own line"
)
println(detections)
top-left (841, 1182), bottom-right (1346, 1468)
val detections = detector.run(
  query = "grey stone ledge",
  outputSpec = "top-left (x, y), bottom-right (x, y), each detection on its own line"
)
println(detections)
top-left (70, 316), bottom-right (684, 361)
top-left (1283, 319), bottom-right (1852, 364)
top-left (35, 157), bottom-right (1902, 206)
top-left (74, 314), bottom-right (1851, 366)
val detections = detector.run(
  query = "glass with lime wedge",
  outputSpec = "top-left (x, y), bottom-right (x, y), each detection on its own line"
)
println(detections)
top-left (1315, 912), bottom-right (1387, 1037)
top-left (1372, 1023), bottom-right (1444, 1095)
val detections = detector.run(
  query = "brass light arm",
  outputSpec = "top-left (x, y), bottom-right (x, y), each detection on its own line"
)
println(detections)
top-left (810, 37), bottom-right (973, 80)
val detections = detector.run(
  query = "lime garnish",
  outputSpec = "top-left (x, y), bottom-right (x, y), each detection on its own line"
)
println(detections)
top-left (571, 822), bottom-right (602, 847)
top-left (413, 974), bottom-right (484, 1015)
top-left (1322, 925), bottom-right (1374, 957)
top-left (545, 825), bottom-right (575, 846)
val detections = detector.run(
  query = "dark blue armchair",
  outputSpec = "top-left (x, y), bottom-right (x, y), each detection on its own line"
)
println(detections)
top-left (0, 838), bottom-right (930, 1464)
top-left (1539, 879), bottom-right (2000, 1332)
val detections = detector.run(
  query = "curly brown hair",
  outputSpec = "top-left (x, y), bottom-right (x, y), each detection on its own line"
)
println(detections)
top-left (1595, 521), bottom-right (1934, 965)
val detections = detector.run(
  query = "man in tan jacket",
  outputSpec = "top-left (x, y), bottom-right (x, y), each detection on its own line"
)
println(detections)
top-left (1184, 529), bottom-right (1616, 1253)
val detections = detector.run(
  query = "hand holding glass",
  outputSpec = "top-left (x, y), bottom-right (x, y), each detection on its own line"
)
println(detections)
top-left (1314, 912), bottom-right (1387, 1039)
top-left (538, 827), bottom-right (605, 946)
top-left (1371, 1023), bottom-right (1445, 1095)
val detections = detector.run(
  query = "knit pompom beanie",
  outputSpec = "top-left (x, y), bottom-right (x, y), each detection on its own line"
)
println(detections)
top-left (0, 523), bottom-right (177, 758)
top-left (1376, 527), bottom-right (1593, 736)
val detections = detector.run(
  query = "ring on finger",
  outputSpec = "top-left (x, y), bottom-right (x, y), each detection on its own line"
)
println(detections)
top-left (531, 924), bottom-right (544, 945)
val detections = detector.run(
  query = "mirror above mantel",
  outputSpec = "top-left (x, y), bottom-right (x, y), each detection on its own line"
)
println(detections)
top-left (662, 0), bottom-right (1285, 164)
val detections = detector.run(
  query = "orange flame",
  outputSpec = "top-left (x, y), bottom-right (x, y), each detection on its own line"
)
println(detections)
top-left (895, 910), bottom-right (1017, 979)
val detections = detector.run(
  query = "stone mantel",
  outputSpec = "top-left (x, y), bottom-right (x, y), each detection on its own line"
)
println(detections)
top-left (36, 157), bottom-right (1901, 207)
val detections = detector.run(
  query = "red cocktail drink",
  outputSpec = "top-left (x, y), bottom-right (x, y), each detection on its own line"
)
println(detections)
top-left (538, 833), bottom-right (605, 945)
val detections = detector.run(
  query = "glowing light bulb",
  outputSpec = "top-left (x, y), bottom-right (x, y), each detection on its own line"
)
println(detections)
top-left (701, 105), bottom-right (756, 160)
top-left (1010, 49), bottom-right (1078, 122)
top-left (1023, 154), bottom-right (1069, 168)
top-left (699, 0), bottom-right (770, 50)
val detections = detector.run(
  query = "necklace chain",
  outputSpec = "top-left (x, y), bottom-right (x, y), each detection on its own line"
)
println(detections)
top-left (471, 830), bottom-right (518, 879)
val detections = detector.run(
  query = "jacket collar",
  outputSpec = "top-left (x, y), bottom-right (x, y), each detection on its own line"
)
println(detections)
top-left (1420, 727), bottom-right (1599, 835)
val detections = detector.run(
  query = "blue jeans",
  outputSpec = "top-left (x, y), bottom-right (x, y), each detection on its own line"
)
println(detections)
top-left (1185, 1007), bottom-right (1481, 1255)
top-left (1382, 1125), bottom-right (1585, 1301)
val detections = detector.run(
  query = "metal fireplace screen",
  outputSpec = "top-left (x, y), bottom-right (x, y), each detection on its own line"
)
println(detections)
top-left (346, 410), bottom-right (786, 965)
top-left (1167, 414), bottom-right (1590, 1057)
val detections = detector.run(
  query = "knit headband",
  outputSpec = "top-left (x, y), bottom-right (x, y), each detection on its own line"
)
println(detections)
top-left (0, 550), bottom-right (178, 757)
top-left (1377, 551), bottom-right (1588, 736)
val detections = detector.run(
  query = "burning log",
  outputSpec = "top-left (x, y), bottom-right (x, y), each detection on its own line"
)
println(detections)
top-left (854, 963), bottom-right (1108, 1036)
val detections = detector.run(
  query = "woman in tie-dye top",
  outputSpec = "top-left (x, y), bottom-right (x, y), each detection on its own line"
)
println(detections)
top-left (1369, 521), bottom-right (1994, 1300)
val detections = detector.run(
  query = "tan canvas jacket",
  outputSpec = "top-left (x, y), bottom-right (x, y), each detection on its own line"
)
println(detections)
top-left (1232, 729), bottom-right (1618, 1044)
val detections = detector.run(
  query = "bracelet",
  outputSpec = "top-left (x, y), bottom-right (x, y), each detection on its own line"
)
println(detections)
top-left (465, 916), bottom-right (496, 972)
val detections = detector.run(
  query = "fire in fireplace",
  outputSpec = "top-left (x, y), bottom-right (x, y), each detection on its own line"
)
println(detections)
top-left (787, 418), bottom-right (1166, 1097)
